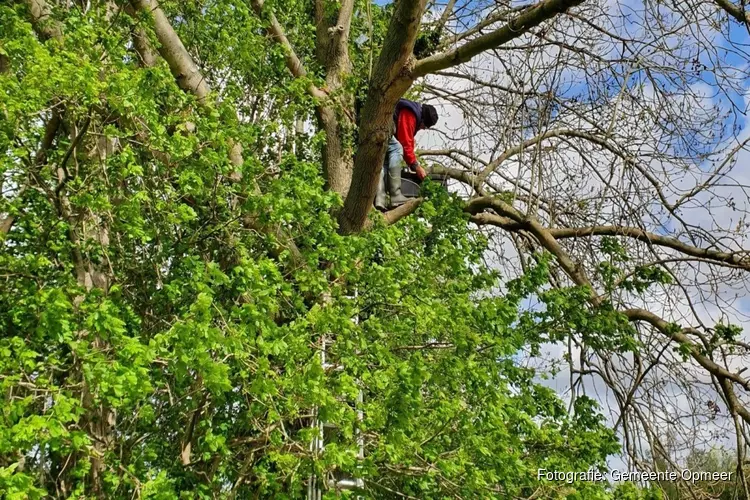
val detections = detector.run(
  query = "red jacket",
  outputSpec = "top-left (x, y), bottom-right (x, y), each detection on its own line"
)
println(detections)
top-left (395, 109), bottom-right (418, 166)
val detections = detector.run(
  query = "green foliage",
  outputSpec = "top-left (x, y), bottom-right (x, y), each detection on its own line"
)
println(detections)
top-left (0, 3), bottom-right (638, 498)
top-left (611, 483), bottom-right (663, 500)
top-left (714, 323), bottom-right (742, 343)
top-left (597, 236), bottom-right (673, 296)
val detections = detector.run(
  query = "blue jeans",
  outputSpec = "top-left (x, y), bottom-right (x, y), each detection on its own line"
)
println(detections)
top-left (382, 136), bottom-right (403, 186)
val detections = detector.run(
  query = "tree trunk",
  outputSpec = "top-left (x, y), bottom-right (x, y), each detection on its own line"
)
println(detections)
top-left (313, 0), bottom-right (356, 198)
top-left (318, 106), bottom-right (354, 198)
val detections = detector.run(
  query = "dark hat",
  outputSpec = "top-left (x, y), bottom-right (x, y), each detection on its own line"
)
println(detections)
top-left (421, 104), bottom-right (438, 128)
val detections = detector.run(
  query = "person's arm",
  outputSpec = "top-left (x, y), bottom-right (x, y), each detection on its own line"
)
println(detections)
top-left (395, 111), bottom-right (427, 180)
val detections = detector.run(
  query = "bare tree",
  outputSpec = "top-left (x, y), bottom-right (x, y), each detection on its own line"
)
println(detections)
top-left (415, 0), bottom-right (750, 495)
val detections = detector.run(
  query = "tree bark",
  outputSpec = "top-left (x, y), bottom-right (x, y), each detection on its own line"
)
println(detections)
top-left (317, 106), bottom-right (354, 197)
top-left (20, 0), bottom-right (63, 41)
top-left (130, 0), bottom-right (210, 102)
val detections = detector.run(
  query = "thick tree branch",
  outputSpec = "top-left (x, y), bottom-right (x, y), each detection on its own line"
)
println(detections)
top-left (250, 0), bottom-right (327, 100)
top-left (719, 378), bottom-right (750, 427)
top-left (370, 0), bottom-right (428, 92)
top-left (311, 0), bottom-right (356, 197)
top-left (413, 0), bottom-right (584, 77)
top-left (129, 0), bottom-right (210, 101)
top-left (429, 164), bottom-right (484, 194)
top-left (547, 225), bottom-right (750, 269)
top-left (123, 4), bottom-right (158, 67)
top-left (361, 199), bottom-right (424, 231)
top-left (714, 0), bottom-right (750, 24)
top-left (126, 2), bottom-right (245, 171)
top-left (384, 198), bottom-right (423, 225)
top-left (335, 0), bottom-right (355, 48)
top-left (20, 0), bottom-right (63, 42)
top-left (469, 212), bottom-right (524, 231)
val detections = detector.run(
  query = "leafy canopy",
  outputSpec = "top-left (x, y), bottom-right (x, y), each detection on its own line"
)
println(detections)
top-left (0, 2), bottom-right (651, 498)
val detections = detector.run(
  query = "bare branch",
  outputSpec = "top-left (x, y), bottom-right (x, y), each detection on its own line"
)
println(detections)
top-left (384, 198), bottom-right (423, 225)
top-left (435, 0), bottom-right (457, 33)
top-left (467, 196), bottom-right (750, 407)
top-left (624, 308), bottom-right (750, 391)
top-left (414, 0), bottom-right (584, 77)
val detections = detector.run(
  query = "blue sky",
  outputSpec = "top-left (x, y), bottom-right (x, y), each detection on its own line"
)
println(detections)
top-left (409, 0), bottom-right (750, 478)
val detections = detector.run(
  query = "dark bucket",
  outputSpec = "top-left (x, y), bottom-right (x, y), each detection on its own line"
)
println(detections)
top-left (400, 170), bottom-right (448, 198)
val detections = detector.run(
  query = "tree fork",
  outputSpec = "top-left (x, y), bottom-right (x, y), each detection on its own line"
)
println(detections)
top-left (339, 0), bottom-right (584, 234)
top-left (338, 0), bottom-right (428, 234)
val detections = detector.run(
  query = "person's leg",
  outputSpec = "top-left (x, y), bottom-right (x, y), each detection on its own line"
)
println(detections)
top-left (387, 137), bottom-right (408, 207)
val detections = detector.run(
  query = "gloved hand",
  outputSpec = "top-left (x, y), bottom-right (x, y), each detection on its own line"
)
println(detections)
top-left (410, 162), bottom-right (427, 181)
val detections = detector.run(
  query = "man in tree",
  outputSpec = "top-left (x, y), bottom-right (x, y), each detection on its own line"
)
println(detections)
top-left (375, 99), bottom-right (439, 210)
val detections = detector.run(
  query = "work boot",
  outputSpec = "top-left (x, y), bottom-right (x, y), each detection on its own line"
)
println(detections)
top-left (387, 165), bottom-right (409, 208)
top-left (375, 173), bottom-right (388, 211)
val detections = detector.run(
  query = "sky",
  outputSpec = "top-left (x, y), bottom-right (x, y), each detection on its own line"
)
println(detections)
top-left (409, 0), bottom-right (750, 480)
